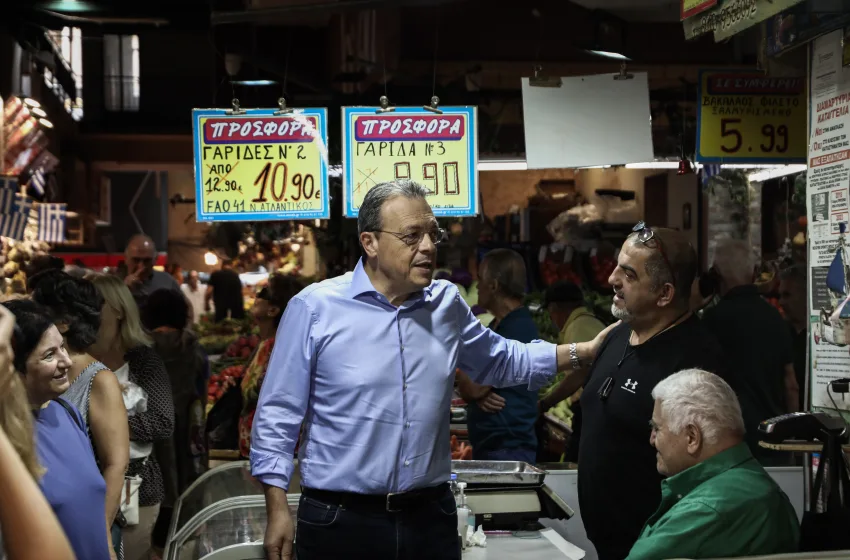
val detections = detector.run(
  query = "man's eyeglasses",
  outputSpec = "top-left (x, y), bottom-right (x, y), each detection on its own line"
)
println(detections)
top-left (632, 221), bottom-right (674, 283)
top-left (372, 228), bottom-right (448, 247)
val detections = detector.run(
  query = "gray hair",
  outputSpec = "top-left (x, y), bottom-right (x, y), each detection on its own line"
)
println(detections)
top-left (651, 369), bottom-right (745, 444)
top-left (358, 180), bottom-right (429, 235)
top-left (481, 248), bottom-right (528, 300)
top-left (713, 238), bottom-right (755, 287)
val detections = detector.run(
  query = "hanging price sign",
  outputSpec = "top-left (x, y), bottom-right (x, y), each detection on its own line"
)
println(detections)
top-left (341, 106), bottom-right (479, 218)
top-left (192, 108), bottom-right (330, 222)
top-left (695, 70), bottom-right (806, 163)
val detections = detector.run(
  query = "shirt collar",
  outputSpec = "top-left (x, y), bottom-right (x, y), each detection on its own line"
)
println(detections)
top-left (346, 258), bottom-right (435, 305)
top-left (664, 442), bottom-right (754, 498)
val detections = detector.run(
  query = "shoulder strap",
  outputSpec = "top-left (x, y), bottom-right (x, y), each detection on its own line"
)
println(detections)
top-left (53, 398), bottom-right (84, 431)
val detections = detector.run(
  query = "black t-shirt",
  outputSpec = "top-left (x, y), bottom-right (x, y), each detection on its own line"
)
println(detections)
top-left (701, 286), bottom-right (794, 463)
top-left (577, 315), bottom-right (727, 560)
top-left (208, 269), bottom-right (244, 320)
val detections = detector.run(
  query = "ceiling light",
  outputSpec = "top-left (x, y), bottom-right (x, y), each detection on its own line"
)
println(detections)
top-left (230, 80), bottom-right (278, 86)
top-left (23, 98), bottom-right (41, 108)
top-left (478, 159), bottom-right (527, 171)
top-left (586, 50), bottom-right (631, 61)
top-left (39, 118), bottom-right (54, 128)
top-left (747, 165), bottom-right (807, 183)
top-left (204, 251), bottom-right (219, 266)
top-left (31, 107), bottom-right (47, 118)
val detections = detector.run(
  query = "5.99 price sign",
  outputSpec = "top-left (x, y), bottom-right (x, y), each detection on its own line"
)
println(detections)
top-left (192, 108), bottom-right (330, 222)
top-left (696, 70), bottom-right (806, 164)
top-left (341, 106), bottom-right (479, 218)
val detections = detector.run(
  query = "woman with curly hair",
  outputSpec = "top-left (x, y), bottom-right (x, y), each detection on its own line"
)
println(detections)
top-left (5, 298), bottom-right (111, 559)
top-left (0, 303), bottom-right (75, 560)
top-left (87, 273), bottom-right (173, 560)
top-left (32, 270), bottom-right (129, 560)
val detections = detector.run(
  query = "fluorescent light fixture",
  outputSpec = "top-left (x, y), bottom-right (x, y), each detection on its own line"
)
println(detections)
top-left (579, 165), bottom-right (612, 169)
top-left (31, 107), bottom-right (47, 118)
top-left (38, 118), bottom-right (54, 128)
top-left (586, 49), bottom-right (631, 61)
top-left (478, 159), bottom-right (527, 171)
top-left (747, 164), bottom-right (807, 183)
top-left (23, 98), bottom-right (41, 108)
top-left (230, 80), bottom-right (278, 86)
top-left (204, 251), bottom-right (218, 266)
top-left (626, 161), bottom-right (694, 169)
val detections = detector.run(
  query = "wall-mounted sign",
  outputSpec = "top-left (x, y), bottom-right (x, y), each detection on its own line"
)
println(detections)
top-left (684, 0), bottom-right (804, 41)
top-left (681, 0), bottom-right (717, 20)
top-left (765, 3), bottom-right (850, 57)
top-left (341, 106), bottom-right (478, 218)
top-left (695, 70), bottom-right (807, 163)
top-left (191, 108), bottom-right (330, 222)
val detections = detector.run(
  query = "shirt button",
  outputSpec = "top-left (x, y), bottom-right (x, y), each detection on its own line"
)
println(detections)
top-left (404, 460), bottom-right (410, 466)
top-left (404, 383), bottom-right (408, 390)
top-left (677, 494), bottom-right (682, 499)
top-left (400, 345), bottom-right (404, 351)
top-left (405, 421), bottom-right (411, 428)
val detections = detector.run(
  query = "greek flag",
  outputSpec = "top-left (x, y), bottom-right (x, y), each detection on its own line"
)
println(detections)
top-left (37, 203), bottom-right (66, 243)
top-left (0, 189), bottom-right (33, 241)
top-left (0, 176), bottom-right (18, 192)
top-left (701, 164), bottom-right (721, 186)
top-left (29, 169), bottom-right (45, 196)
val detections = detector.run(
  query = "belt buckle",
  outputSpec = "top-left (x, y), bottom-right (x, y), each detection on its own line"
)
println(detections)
top-left (386, 492), bottom-right (402, 513)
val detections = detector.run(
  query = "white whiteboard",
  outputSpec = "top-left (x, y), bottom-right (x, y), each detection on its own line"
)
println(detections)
top-left (521, 72), bottom-right (654, 169)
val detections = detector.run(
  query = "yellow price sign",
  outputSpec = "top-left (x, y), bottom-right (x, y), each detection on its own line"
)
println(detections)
top-left (696, 71), bottom-right (806, 163)
top-left (681, 0), bottom-right (716, 20)
top-left (341, 106), bottom-right (479, 217)
top-left (192, 108), bottom-right (330, 221)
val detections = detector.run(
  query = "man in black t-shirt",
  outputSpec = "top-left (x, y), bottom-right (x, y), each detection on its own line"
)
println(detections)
top-left (205, 259), bottom-right (245, 322)
top-left (561, 224), bottom-right (726, 560)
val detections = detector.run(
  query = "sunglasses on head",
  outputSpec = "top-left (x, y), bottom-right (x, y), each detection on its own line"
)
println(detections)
top-left (632, 221), bottom-right (674, 282)
top-left (256, 287), bottom-right (271, 301)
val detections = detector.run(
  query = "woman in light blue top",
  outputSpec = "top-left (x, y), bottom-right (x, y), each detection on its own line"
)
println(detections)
top-left (6, 299), bottom-right (112, 560)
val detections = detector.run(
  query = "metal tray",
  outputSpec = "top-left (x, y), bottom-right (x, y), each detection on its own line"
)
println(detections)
top-left (451, 460), bottom-right (547, 485)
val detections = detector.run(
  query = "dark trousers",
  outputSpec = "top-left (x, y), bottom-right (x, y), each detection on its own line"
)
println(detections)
top-left (295, 486), bottom-right (461, 560)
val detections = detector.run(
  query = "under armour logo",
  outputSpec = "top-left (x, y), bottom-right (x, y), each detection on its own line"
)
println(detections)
top-left (622, 379), bottom-right (638, 393)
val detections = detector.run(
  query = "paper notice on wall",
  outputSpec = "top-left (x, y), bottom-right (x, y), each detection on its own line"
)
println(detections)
top-left (808, 30), bottom-right (850, 411)
top-left (811, 328), bottom-right (850, 411)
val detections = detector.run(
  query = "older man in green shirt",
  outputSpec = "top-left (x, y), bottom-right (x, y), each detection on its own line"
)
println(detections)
top-left (627, 369), bottom-right (799, 560)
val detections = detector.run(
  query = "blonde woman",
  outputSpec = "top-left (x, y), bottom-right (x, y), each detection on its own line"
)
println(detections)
top-left (88, 274), bottom-right (174, 560)
top-left (0, 304), bottom-right (76, 560)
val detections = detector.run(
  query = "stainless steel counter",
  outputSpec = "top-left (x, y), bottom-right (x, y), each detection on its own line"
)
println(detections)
top-left (463, 529), bottom-right (584, 559)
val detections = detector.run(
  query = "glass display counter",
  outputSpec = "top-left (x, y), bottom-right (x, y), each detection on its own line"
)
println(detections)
top-left (165, 461), bottom-right (299, 560)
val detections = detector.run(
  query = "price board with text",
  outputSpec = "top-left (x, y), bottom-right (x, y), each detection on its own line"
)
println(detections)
top-left (192, 108), bottom-right (330, 222)
top-left (696, 70), bottom-right (806, 164)
top-left (341, 106), bottom-right (478, 218)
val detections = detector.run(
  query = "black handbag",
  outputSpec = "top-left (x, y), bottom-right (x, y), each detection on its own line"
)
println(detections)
top-left (799, 434), bottom-right (850, 551)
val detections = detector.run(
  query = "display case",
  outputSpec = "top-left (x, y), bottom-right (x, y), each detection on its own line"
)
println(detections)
top-left (165, 462), bottom-right (299, 560)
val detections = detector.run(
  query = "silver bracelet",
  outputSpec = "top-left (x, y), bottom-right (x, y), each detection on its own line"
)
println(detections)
top-left (569, 343), bottom-right (582, 371)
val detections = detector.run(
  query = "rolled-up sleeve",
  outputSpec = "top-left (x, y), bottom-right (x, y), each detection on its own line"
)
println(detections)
top-left (455, 292), bottom-right (556, 390)
top-left (250, 297), bottom-right (315, 491)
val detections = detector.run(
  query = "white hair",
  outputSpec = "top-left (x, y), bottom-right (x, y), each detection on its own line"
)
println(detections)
top-left (713, 238), bottom-right (755, 287)
top-left (651, 369), bottom-right (745, 444)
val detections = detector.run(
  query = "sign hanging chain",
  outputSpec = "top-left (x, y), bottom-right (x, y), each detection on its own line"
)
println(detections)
top-left (282, 33), bottom-right (293, 101)
top-left (431, 5), bottom-right (440, 100)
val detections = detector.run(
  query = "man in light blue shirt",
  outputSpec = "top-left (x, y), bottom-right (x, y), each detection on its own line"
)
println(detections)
top-left (252, 180), bottom-right (611, 560)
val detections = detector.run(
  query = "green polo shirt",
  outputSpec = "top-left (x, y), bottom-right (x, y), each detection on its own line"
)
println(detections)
top-left (626, 443), bottom-right (799, 560)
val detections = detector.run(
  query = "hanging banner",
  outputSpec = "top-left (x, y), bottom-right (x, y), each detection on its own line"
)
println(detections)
top-left (341, 106), bottom-right (478, 218)
top-left (695, 69), bottom-right (807, 163)
top-left (807, 30), bottom-right (850, 410)
top-left (192, 108), bottom-right (330, 222)
top-left (681, 0), bottom-right (717, 20)
top-left (765, 4), bottom-right (850, 57)
top-left (683, 0), bottom-right (805, 41)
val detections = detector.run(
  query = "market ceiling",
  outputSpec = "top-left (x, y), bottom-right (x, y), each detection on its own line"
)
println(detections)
top-left (11, 0), bottom-right (682, 31)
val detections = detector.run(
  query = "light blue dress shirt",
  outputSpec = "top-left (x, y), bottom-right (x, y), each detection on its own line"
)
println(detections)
top-left (250, 260), bottom-right (557, 494)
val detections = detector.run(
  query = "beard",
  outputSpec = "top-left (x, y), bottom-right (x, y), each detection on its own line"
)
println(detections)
top-left (611, 302), bottom-right (634, 322)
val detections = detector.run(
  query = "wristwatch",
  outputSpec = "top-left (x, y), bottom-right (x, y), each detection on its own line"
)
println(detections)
top-left (569, 343), bottom-right (582, 371)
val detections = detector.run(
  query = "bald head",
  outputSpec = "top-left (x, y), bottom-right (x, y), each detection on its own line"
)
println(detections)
top-left (629, 228), bottom-right (697, 309)
top-left (126, 235), bottom-right (156, 279)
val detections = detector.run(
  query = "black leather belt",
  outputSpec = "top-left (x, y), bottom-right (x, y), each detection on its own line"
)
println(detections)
top-left (301, 483), bottom-right (449, 513)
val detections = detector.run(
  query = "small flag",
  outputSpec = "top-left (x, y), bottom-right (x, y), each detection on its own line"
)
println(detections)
top-left (0, 190), bottom-right (33, 241)
top-left (29, 169), bottom-right (45, 197)
top-left (0, 176), bottom-right (18, 192)
top-left (37, 203), bottom-right (66, 243)
top-left (701, 164), bottom-right (721, 186)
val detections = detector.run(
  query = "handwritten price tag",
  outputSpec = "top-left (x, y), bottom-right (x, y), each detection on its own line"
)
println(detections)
top-left (192, 108), bottom-right (330, 222)
top-left (341, 106), bottom-right (478, 218)
top-left (696, 71), bottom-right (806, 164)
